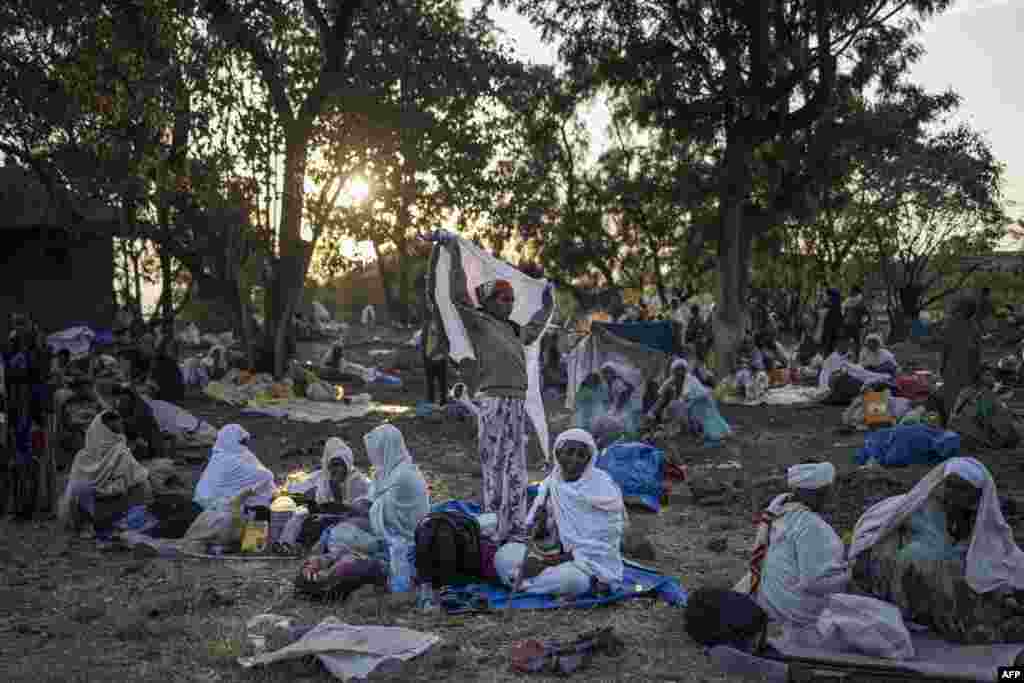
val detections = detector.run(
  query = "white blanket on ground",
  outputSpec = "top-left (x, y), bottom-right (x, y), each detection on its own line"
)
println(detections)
top-left (239, 617), bottom-right (439, 682)
top-left (141, 396), bottom-right (218, 447)
top-left (721, 385), bottom-right (829, 407)
top-left (241, 399), bottom-right (373, 424)
top-left (433, 236), bottom-right (555, 460)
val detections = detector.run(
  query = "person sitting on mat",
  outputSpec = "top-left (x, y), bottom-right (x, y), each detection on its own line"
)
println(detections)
top-left (734, 461), bottom-right (849, 648)
top-left (193, 424), bottom-right (275, 515)
top-left (58, 410), bottom-right (152, 540)
top-left (298, 424), bottom-right (429, 597)
top-left (494, 428), bottom-right (625, 597)
top-left (849, 457), bottom-right (1024, 644)
top-left (274, 438), bottom-right (372, 555)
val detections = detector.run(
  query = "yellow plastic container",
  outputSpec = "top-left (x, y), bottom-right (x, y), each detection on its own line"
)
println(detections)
top-left (241, 520), bottom-right (269, 553)
top-left (270, 496), bottom-right (297, 513)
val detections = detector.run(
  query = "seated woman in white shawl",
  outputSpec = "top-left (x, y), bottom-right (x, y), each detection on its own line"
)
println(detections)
top-left (858, 333), bottom-right (900, 376)
top-left (735, 462), bottom-right (849, 648)
top-left (193, 424), bottom-right (275, 513)
top-left (591, 361), bottom-right (642, 447)
top-left (301, 424), bottom-right (429, 592)
top-left (495, 428), bottom-right (625, 597)
top-left (59, 410), bottom-right (152, 540)
top-left (849, 457), bottom-right (1024, 644)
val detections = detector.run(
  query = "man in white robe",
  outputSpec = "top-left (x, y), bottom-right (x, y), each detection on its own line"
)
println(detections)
top-left (737, 462), bottom-right (850, 647)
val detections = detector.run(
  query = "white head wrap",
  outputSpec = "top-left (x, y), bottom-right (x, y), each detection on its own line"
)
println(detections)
top-left (787, 462), bottom-right (836, 490)
top-left (944, 457), bottom-right (987, 489)
top-left (671, 358), bottom-right (689, 373)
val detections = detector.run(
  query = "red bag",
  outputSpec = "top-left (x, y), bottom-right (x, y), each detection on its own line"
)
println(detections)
top-left (894, 374), bottom-right (930, 401)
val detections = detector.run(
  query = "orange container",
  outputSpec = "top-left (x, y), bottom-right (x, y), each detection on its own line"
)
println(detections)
top-left (769, 368), bottom-right (788, 386)
top-left (863, 391), bottom-right (893, 427)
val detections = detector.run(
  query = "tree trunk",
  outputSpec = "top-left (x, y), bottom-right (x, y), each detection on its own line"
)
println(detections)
top-left (713, 140), bottom-right (755, 373)
top-left (372, 240), bottom-right (403, 323)
top-left (263, 135), bottom-right (313, 378)
top-left (157, 238), bottom-right (174, 324)
top-left (889, 285), bottom-right (922, 343)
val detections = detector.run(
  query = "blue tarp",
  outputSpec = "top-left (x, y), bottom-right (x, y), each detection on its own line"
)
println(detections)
top-left (441, 560), bottom-right (687, 612)
top-left (593, 321), bottom-right (676, 355)
top-left (432, 500), bottom-right (483, 517)
top-left (855, 425), bottom-right (961, 467)
top-left (596, 442), bottom-right (665, 512)
top-left (431, 498), bottom-right (688, 610)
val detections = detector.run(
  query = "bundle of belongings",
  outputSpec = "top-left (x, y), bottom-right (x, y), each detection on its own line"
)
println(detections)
top-left (947, 375), bottom-right (1024, 450)
top-left (204, 369), bottom-right (295, 407)
top-left (510, 627), bottom-right (625, 675)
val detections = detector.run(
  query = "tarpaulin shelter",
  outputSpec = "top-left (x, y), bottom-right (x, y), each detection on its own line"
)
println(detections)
top-left (565, 322), bottom-right (671, 410)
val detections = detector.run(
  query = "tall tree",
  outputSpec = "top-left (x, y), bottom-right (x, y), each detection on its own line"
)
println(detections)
top-left (202, 0), bottom-right (367, 375)
top-left (500, 0), bottom-right (954, 369)
top-left (860, 120), bottom-right (1007, 338)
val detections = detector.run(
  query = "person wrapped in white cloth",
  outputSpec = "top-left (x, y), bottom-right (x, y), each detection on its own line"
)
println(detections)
top-left (495, 428), bottom-right (626, 596)
top-left (849, 457), bottom-right (1024, 644)
top-left (193, 424), bottom-right (276, 512)
top-left (735, 462), bottom-right (849, 647)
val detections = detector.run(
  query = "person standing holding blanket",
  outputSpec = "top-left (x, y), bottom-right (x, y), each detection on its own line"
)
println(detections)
top-left (432, 230), bottom-right (554, 545)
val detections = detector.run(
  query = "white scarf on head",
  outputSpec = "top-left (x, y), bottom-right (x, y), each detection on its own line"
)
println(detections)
top-left (527, 428), bottom-right (625, 584)
top-left (850, 457), bottom-right (1024, 594)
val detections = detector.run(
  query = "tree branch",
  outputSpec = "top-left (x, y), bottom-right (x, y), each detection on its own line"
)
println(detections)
top-left (204, 0), bottom-right (294, 124)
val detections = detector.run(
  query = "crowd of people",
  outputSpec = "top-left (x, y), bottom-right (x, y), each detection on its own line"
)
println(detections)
top-left (6, 259), bottom-right (1024, 676)
top-left (1, 306), bottom-right (187, 521)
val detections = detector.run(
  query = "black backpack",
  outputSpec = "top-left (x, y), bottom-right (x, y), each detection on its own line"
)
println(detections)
top-left (414, 511), bottom-right (483, 589)
top-left (684, 587), bottom-right (768, 649)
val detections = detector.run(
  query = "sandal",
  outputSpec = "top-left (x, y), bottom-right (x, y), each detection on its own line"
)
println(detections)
top-left (272, 542), bottom-right (301, 556)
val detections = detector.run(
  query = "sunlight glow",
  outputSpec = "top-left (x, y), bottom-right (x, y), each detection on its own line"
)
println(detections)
top-left (341, 177), bottom-right (371, 205)
top-left (371, 403), bottom-right (412, 416)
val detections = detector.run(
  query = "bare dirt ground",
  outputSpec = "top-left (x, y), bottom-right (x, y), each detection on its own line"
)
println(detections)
top-left (3, 333), bottom-right (1024, 683)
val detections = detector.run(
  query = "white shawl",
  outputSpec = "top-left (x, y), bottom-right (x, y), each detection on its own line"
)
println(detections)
top-left (193, 424), bottom-right (273, 509)
top-left (526, 428), bottom-right (625, 584)
top-left (364, 424), bottom-right (429, 544)
top-left (61, 412), bottom-right (149, 511)
top-left (849, 457), bottom-right (1024, 594)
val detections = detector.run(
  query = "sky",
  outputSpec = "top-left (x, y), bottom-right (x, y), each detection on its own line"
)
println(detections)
top-left (465, 0), bottom-right (1024, 223)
